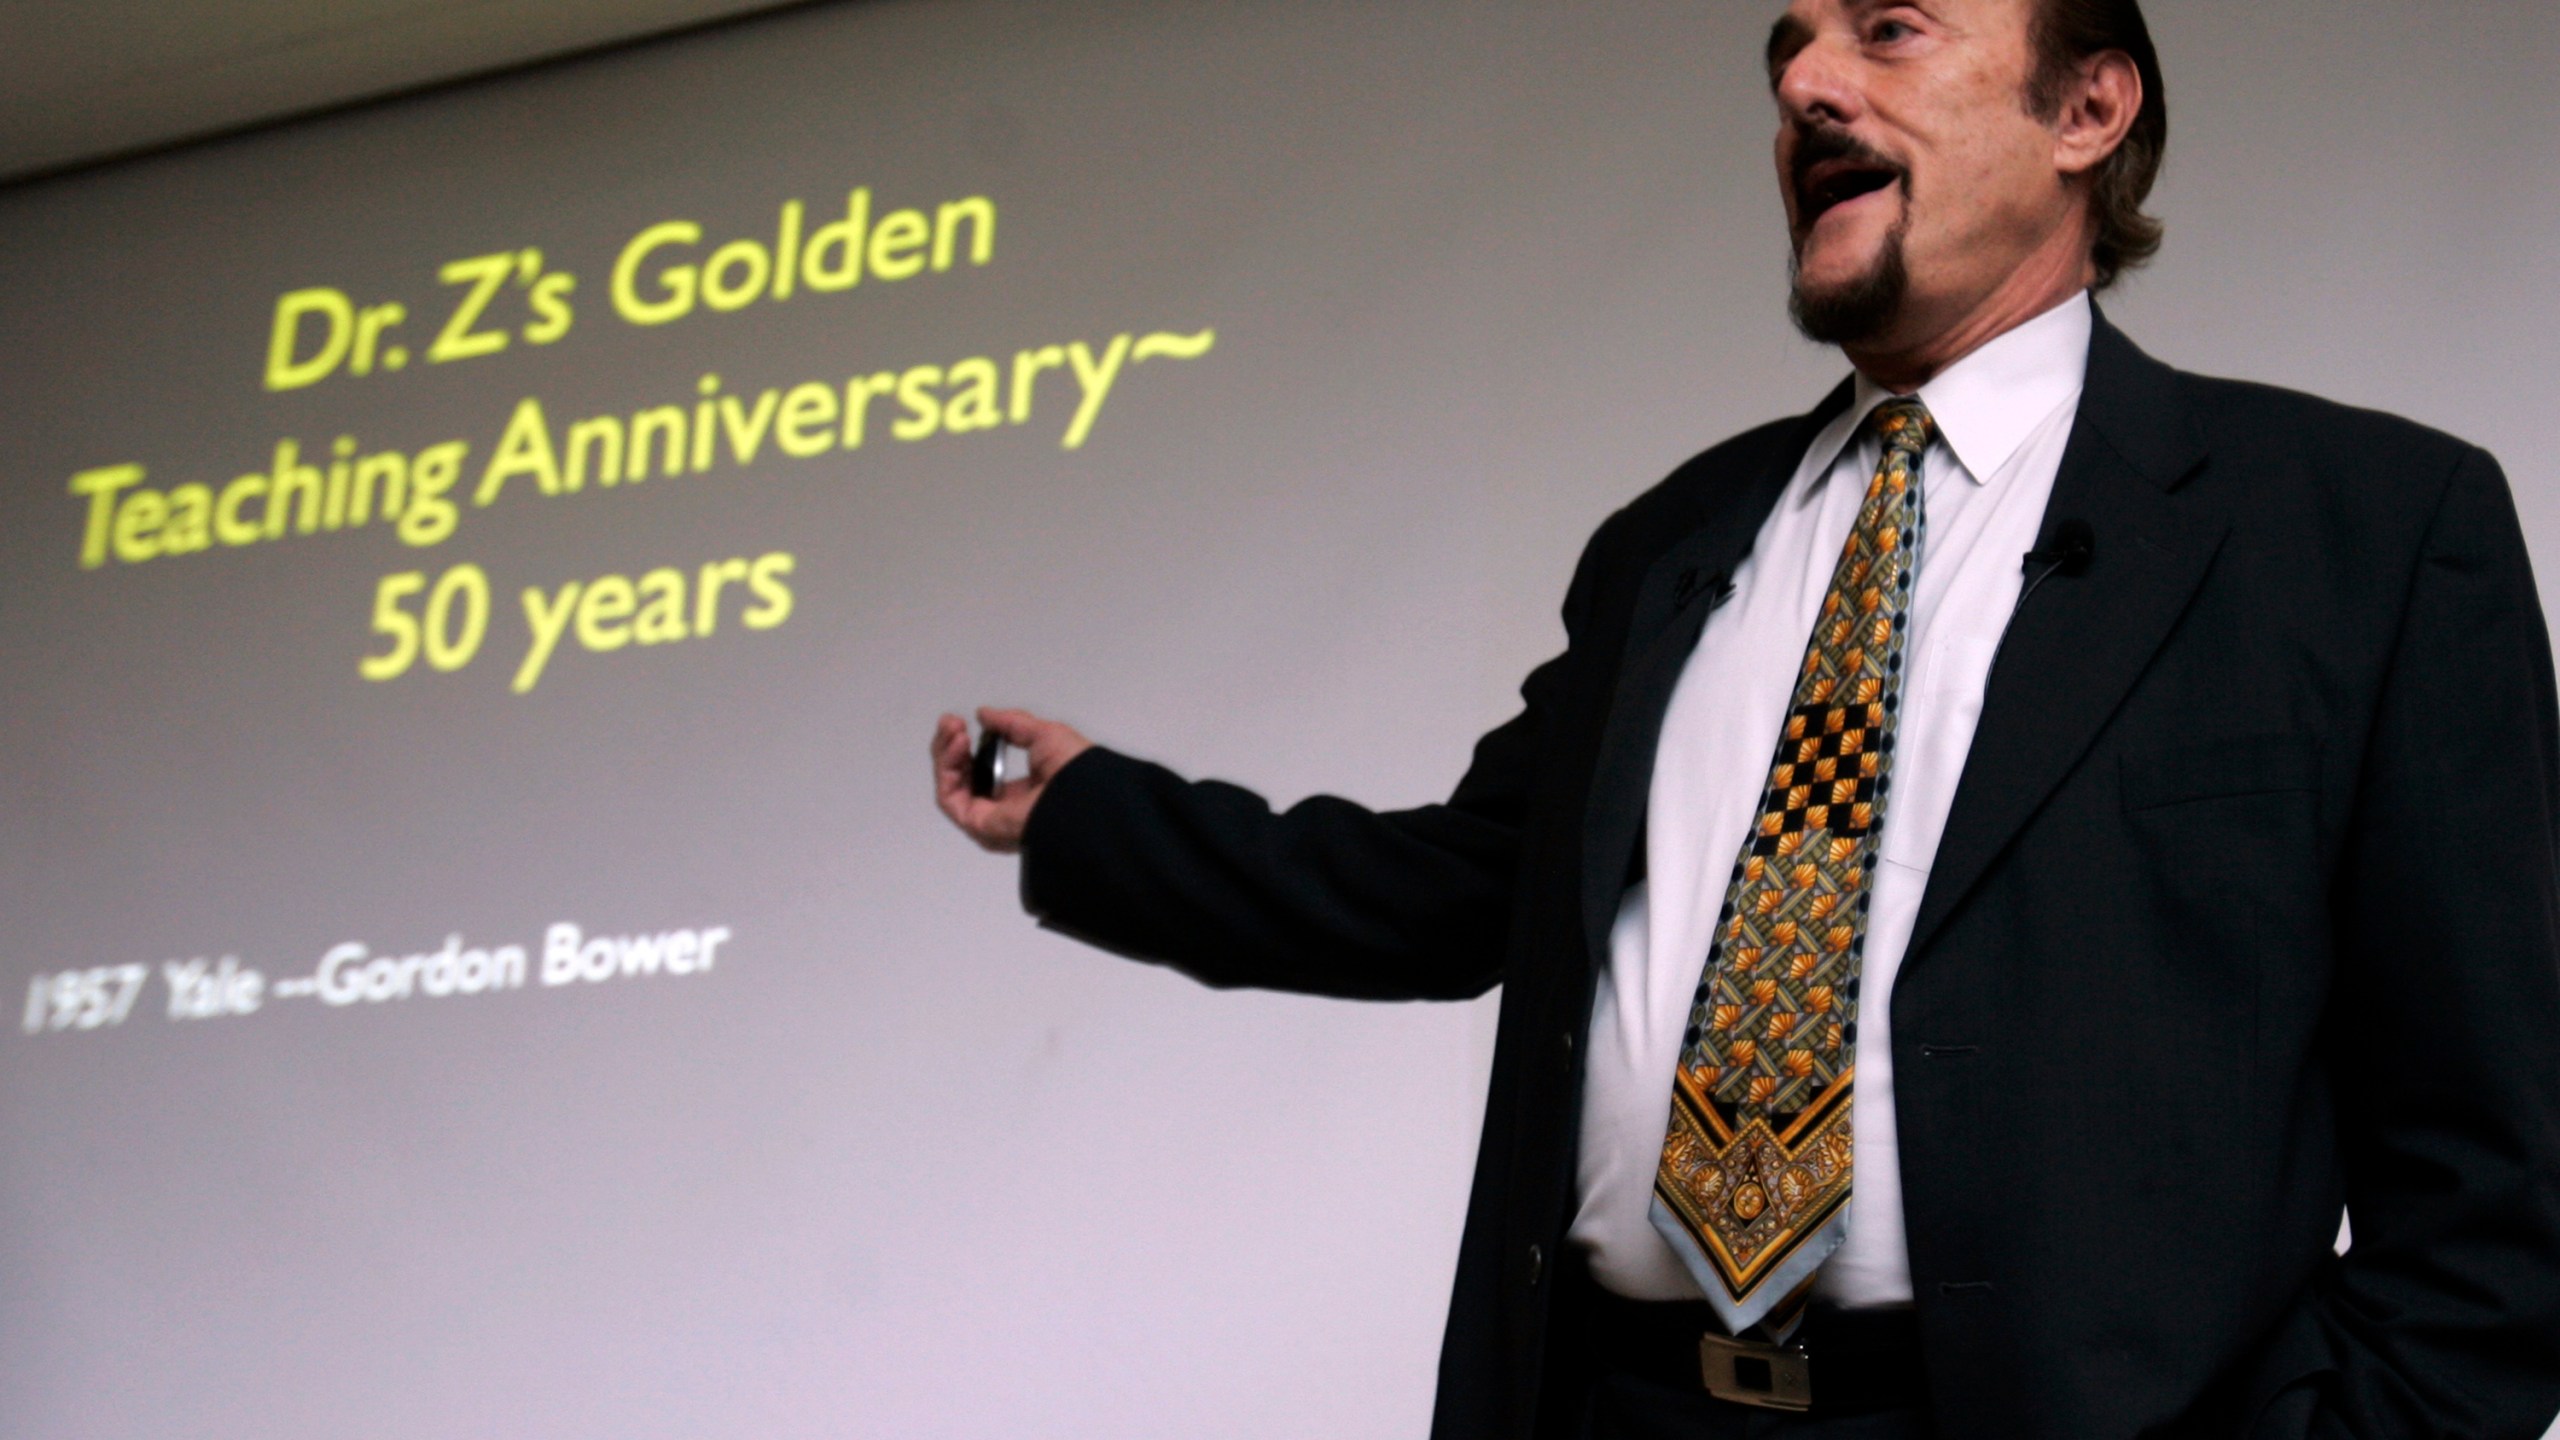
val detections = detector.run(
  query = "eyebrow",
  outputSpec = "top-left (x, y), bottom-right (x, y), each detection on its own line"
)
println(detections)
top-left (1765, 14), bottom-right (1813, 86)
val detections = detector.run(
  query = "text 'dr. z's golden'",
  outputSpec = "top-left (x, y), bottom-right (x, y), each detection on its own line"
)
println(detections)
top-left (263, 185), bottom-right (994, 392)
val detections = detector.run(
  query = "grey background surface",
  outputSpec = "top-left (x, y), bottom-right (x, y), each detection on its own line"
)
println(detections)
top-left (2, 2), bottom-right (2555, 1436)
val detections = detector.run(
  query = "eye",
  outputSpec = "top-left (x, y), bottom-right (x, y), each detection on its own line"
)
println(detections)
top-left (1867, 15), bottom-right (1920, 45)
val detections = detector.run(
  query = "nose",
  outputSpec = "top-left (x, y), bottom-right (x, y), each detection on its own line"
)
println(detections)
top-left (1774, 33), bottom-right (1862, 129)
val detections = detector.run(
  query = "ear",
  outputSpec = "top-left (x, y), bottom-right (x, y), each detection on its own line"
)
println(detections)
top-left (2050, 49), bottom-right (2142, 179)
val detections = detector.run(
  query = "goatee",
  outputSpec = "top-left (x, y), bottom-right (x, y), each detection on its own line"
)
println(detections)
top-left (1790, 226), bottom-right (1910, 346)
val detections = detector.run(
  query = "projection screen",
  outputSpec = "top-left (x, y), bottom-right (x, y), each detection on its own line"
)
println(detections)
top-left (4, 2), bottom-right (2556, 1436)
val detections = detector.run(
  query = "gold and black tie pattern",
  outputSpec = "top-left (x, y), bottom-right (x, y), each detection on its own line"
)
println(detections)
top-left (1649, 397), bottom-right (1934, 1336)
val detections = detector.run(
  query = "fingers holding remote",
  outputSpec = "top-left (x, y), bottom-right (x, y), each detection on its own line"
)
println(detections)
top-left (931, 707), bottom-right (1092, 853)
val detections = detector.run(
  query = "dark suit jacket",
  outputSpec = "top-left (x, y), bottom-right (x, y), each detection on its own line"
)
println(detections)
top-left (1018, 315), bottom-right (2560, 1438)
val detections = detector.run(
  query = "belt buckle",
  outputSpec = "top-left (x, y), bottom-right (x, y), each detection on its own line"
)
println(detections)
top-left (1698, 1332), bottom-right (1812, 1412)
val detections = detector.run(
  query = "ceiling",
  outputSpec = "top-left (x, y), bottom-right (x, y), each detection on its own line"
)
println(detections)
top-left (0, 0), bottom-right (808, 184)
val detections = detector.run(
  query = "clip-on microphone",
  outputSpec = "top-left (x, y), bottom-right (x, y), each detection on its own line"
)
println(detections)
top-left (1984, 518), bottom-right (2096, 685)
top-left (2021, 518), bottom-right (2096, 582)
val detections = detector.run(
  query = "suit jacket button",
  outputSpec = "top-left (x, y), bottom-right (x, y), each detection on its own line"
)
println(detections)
top-left (1526, 1243), bottom-right (1545, 1288)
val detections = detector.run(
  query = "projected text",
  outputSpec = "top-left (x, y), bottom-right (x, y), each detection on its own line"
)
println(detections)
top-left (51, 180), bottom-right (1221, 696)
top-left (19, 921), bottom-right (734, 1036)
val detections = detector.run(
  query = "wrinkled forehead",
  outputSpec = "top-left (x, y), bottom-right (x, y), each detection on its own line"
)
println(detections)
top-left (1761, 0), bottom-right (2037, 90)
top-left (1766, 0), bottom-right (2037, 86)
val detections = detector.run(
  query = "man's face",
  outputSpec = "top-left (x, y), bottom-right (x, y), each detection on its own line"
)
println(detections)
top-left (1769, 0), bottom-right (2079, 346)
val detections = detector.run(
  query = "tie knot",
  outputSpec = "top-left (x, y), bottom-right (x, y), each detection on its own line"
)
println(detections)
top-left (1869, 398), bottom-right (1935, 456)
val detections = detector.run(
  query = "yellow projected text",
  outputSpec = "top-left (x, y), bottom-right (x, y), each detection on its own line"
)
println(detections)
top-left (70, 436), bottom-right (468, 568)
top-left (267, 249), bottom-right (576, 392)
top-left (63, 178), bottom-right (1221, 698)
top-left (612, 190), bottom-right (993, 327)
top-left (355, 552), bottom-right (797, 693)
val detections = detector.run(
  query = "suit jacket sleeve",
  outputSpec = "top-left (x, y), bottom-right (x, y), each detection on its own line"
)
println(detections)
top-left (1015, 524), bottom-right (1613, 1003)
top-left (2265, 446), bottom-right (2560, 1438)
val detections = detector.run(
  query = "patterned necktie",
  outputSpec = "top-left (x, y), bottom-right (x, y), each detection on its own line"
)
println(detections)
top-left (1650, 397), bottom-right (1934, 1337)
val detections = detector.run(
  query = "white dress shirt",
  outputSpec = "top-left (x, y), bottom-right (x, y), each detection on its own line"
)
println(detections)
top-left (1568, 293), bottom-right (2094, 1307)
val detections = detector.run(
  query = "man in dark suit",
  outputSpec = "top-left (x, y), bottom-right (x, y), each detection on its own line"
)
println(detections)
top-left (932, 1), bottom-right (2560, 1434)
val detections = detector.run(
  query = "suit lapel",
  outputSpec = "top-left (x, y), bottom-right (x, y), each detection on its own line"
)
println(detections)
top-left (1580, 382), bottom-right (1854, 969)
top-left (1902, 315), bottom-right (2228, 966)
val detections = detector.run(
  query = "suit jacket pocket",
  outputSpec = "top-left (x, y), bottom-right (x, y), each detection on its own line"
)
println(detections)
top-left (2120, 731), bottom-right (2320, 813)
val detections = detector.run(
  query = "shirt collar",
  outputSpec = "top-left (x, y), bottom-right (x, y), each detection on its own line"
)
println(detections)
top-left (1793, 290), bottom-right (2093, 494)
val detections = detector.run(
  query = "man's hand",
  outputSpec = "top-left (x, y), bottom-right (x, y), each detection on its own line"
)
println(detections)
top-left (931, 707), bottom-right (1093, 854)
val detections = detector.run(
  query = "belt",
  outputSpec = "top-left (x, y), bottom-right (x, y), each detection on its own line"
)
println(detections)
top-left (1580, 1283), bottom-right (1929, 1415)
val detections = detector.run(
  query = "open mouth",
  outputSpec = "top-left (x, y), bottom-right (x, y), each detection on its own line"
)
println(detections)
top-left (1788, 123), bottom-right (1907, 232)
top-left (1798, 157), bottom-right (1902, 227)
